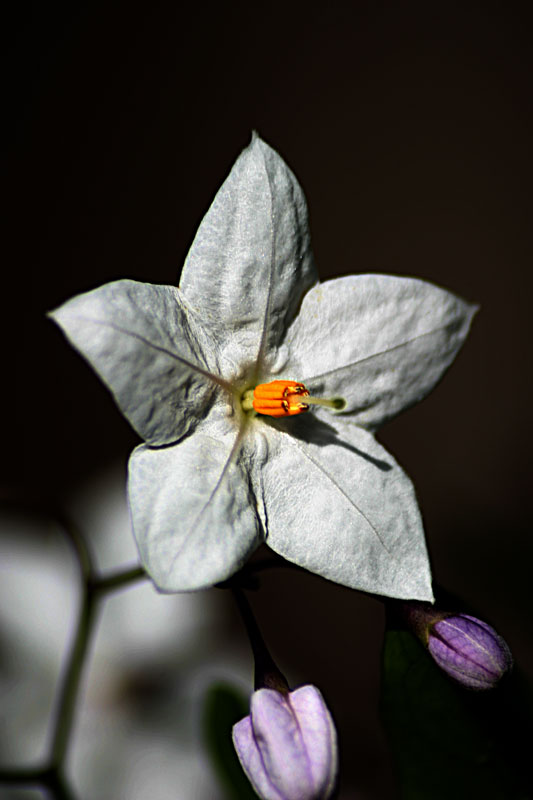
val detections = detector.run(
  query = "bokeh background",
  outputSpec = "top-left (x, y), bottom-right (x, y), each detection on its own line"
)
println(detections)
top-left (3, 2), bottom-right (532, 798)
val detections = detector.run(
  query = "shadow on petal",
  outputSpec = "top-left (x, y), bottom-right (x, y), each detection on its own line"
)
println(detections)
top-left (265, 414), bottom-right (393, 472)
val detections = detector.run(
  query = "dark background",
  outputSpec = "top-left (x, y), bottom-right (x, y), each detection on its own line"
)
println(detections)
top-left (4, 2), bottom-right (533, 797)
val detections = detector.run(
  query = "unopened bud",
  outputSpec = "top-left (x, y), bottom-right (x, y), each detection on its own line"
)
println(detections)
top-left (232, 684), bottom-right (338, 799)
top-left (428, 613), bottom-right (513, 690)
top-left (397, 602), bottom-right (513, 690)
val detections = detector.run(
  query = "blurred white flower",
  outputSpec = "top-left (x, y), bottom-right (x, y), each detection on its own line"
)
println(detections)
top-left (0, 464), bottom-right (248, 800)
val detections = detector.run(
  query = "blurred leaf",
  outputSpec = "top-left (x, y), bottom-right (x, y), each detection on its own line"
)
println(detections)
top-left (380, 630), bottom-right (532, 799)
top-left (202, 683), bottom-right (257, 800)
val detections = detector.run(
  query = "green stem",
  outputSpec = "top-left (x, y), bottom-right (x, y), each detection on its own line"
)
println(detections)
top-left (233, 587), bottom-right (289, 693)
top-left (92, 565), bottom-right (147, 595)
top-left (45, 768), bottom-right (77, 800)
top-left (0, 765), bottom-right (76, 800)
top-left (0, 502), bottom-right (151, 799)
top-left (49, 565), bottom-right (146, 766)
top-left (56, 511), bottom-right (95, 583)
top-left (0, 766), bottom-right (47, 783)
top-left (50, 581), bottom-right (98, 766)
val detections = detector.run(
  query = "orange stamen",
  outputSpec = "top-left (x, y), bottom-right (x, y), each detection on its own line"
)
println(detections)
top-left (252, 380), bottom-right (310, 418)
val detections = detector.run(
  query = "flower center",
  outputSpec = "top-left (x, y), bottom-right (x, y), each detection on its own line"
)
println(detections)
top-left (241, 380), bottom-right (345, 418)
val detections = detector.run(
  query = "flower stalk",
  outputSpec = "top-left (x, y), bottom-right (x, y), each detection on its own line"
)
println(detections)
top-left (232, 586), bottom-right (289, 692)
top-left (232, 588), bottom-right (338, 799)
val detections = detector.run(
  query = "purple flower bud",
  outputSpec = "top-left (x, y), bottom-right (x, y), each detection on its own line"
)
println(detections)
top-left (428, 614), bottom-right (513, 690)
top-left (232, 684), bottom-right (338, 800)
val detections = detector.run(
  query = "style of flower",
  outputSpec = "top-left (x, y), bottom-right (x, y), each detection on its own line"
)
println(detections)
top-left (50, 134), bottom-right (477, 600)
top-left (233, 685), bottom-right (338, 800)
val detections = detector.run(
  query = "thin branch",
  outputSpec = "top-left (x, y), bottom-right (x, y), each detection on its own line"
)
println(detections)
top-left (91, 564), bottom-right (147, 595)
top-left (49, 565), bottom-right (146, 765)
top-left (0, 497), bottom-right (153, 799)
top-left (0, 765), bottom-right (76, 800)
top-left (50, 582), bottom-right (98, 767)
top-left (54, 510), bottom-right (96, 583)
top-left (232, 587), bottom-right (289, 693)
top-left (45, 768), bottom-right (78, 800)
top-left (0, 765), bottom-right (47, 783)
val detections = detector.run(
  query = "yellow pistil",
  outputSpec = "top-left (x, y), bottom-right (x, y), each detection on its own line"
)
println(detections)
top-left (241, 380), bottom-right (345, 418)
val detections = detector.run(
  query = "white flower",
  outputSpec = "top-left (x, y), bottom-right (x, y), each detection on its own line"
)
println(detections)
top-left (50, 134), bottom-right (476, 601)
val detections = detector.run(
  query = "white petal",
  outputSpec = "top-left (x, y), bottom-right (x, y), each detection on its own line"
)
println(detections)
top-left (286, 274), bottom-right (478, 431)
top-left (50, 279), bottom-right (225, 445)
top-left (179, 134), bottom-right (318, 374)
top-left (252, 415), bottom-right (433, 600)
top-left (127, 429), bottom-right (262, 591)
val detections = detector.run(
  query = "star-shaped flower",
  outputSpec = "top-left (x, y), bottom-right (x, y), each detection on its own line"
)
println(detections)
top-left (50, 134), bottom-right (476, 600)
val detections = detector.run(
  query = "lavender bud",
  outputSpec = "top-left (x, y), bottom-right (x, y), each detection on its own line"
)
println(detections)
top-left (428, 613), bottom-right (513, 690)
top-left (232, 684), bottom-right (338, 800)
top-left (397, 602), bottom-right (513, 690)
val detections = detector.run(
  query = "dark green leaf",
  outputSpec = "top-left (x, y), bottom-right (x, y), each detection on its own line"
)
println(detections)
top-left (380, 630), bottom-right (532, 800)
